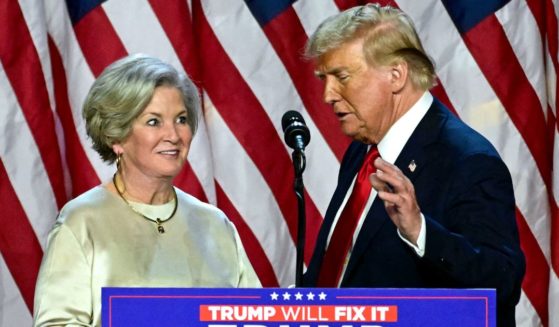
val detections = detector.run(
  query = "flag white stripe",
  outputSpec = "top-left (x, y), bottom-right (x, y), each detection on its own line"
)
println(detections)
top-left (549, 271), bottom-right (559, 326)
top-left (0, 63), bottom-right (58, 247)
top-left (398, 0), bottom-right (552, 263)
top-left (554, 130), bottom-right (559, 204)
top-left (204, 93), bottom-right (295, 286)
top-left (18, 0), bottom-right (56, 112)
top-left (0, 256), bottom-right (32, 327)
top-left (292, 0), bottom-right (339, 39)
top-left (496, 0), bottom-right (547, 112)
top-left (44, 1), bottom-right (110, 182)
top-left (546, 48), bottom-right (557, 116)
top-left (103, 0), bottom-right (217, 202)
top-left (1, 1), bottom-right (555, 325)
top-left (515, 290), bottom-right (543, 327)
top-left (201, 0), bottom-right (339, 215)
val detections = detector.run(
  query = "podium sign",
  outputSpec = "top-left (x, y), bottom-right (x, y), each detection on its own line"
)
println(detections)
top-left (102, 287), bottom-right (495, 327)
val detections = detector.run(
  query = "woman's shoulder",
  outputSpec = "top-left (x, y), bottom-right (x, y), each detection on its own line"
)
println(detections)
top-left (174, 187), bottom-right (230, 224)
top-left (58, 186), bottom-right (117, 223)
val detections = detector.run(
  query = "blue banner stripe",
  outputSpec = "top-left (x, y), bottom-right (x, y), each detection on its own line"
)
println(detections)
top-left (441, 0), bottom-right (510, 33)
top-left (65, 0), bottom-right (106, 24)
top-left (245, 0), bottom-right (296, 26)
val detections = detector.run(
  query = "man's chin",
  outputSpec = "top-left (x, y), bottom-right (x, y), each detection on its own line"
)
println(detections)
top-left (340, 124), bottom-right (359, 139)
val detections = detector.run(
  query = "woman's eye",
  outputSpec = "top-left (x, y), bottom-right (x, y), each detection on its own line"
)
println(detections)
top-left (147, 118), bottom-right (160, 126)
top-left (176, 116), bottom-right (188, 124)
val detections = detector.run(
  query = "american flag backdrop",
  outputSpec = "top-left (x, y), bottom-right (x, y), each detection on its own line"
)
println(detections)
top-left (0, 0), bottom-right (557, 326)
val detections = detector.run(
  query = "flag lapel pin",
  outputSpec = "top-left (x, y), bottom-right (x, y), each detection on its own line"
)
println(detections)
top-left (408, 160), bottom-right (417, 172)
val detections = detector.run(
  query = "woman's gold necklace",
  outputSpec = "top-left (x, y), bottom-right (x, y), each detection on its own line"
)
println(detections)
top-left (112, 173), bottom-right (178, 234)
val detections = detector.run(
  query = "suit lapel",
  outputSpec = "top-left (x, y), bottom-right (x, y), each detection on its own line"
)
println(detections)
top-left (341, 99), bottom-right (450, 283)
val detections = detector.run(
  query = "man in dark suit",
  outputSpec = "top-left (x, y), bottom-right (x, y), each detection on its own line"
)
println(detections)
top-left (302, 4), bottom-right (525, 326)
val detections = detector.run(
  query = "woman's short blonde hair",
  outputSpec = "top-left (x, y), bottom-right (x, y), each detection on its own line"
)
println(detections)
top-left (82, 54), bottom-right (200, 164)
top-left (305, 3), bottom-right (436, 90)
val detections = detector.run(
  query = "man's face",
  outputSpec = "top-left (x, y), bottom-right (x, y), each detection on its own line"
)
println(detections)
top-left (315, 38), bottom-right (395, 144)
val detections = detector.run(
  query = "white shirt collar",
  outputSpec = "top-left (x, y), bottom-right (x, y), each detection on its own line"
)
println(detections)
top-left (377, 91), bottom-right (433, 164)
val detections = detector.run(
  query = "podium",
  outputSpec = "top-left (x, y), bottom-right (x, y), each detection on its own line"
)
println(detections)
top-left (102, 287), bottom-right (495, 326)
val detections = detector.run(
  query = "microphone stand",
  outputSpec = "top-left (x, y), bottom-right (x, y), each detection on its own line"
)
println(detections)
top-left (292, 149), bottom-right (306, 287)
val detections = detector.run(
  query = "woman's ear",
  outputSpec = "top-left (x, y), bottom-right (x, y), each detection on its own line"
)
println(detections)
top-left (112, 143), bottom-right (123, 156)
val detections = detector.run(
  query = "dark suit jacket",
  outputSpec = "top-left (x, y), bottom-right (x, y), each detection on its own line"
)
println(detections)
top-left (303, 98), bottom-right (525, 327)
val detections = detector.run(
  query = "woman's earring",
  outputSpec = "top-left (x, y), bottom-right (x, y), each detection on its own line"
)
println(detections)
top-left (116, 153), bottom-right (122, 172)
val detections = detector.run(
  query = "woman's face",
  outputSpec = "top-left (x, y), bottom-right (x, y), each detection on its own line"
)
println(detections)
top-left (113, 86), bottom-right (193, 180)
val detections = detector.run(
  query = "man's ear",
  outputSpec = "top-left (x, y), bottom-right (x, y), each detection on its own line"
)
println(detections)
top-left (390, 61), bottom-right (408, 93)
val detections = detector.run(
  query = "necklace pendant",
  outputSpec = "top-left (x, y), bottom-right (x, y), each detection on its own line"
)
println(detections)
top-left (156, 218), bottom-right (165, 234)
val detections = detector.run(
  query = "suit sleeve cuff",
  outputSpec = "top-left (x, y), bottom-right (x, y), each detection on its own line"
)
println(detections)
top-left (398, 213), bottom-right (426, 257)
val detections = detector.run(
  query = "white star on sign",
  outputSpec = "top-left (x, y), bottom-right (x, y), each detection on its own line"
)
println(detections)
top-left (282, 292), bottom-right (291, 300)
top-left (270, 292), bottom-right (279, 300)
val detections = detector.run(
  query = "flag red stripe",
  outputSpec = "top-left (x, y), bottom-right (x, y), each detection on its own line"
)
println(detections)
top-left (525, 0), bottom-right (546, 40)
top-left (526, 0), bottom-right (559, 118)
top-left (464, 15), bottom-right (553, 323)
top-left (147, 0), bottom-right (201, 83)
top-left (173, 164), bottom-right (209, 203)
top-left (516, 209), bottom-right (550, 326)
top-left (542, 0), bottom-right (559, 114)
top-left (430, 83), bottom-right (458, 115)
top-left (262, 8), bottom-right (351, 161)
top-left (544, 0), bottom-right (559, 282)
top-left (550, 200), bottom-right (559, 277)
top-left (148, 0), bottom-right (209, 202)
top-left (0, 0), bottom-right (67, 209)
top-left (463, 16), bottom-right (552, 189)
top-left (0, 160), bottom-right (43, 312)
top-left (215, 183), bottom-right (280, 287)
top-left (548, 186), bottom-right (559, 274)
top-left (193, 0), bottom-right (322, 263)
top-left (48, 37), bottom-right (101, 196)
top-left (72, 6), bottom-right (128, 77)
top-left (334, 0), bottom-right (364, 10)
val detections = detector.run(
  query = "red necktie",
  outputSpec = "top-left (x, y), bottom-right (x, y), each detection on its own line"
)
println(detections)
top-left (317, 146), bottom-right (380, 287)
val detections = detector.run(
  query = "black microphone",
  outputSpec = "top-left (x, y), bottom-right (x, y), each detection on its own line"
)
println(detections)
top-left (281, 110), bottom-right (310, 151)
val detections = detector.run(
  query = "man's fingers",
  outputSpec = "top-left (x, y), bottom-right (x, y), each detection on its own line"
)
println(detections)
top-left (369, 173), bottom-right (394, 193)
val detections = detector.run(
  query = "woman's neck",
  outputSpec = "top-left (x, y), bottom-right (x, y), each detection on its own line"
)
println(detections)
top-left (111, 171), bottom-right (174, 205)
